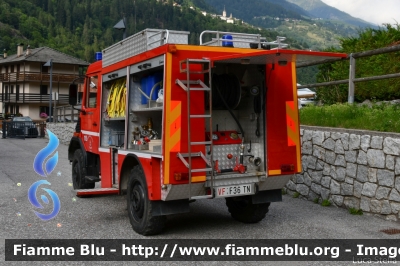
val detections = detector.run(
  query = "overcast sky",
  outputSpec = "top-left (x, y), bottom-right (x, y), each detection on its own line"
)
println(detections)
top-left (320, 0), bottom-right (400, 26)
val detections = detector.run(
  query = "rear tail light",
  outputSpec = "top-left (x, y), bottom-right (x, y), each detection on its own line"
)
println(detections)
top-left (174, 172), bottom-right (189, 181)
top-left (281, 164), bottom-right (295, 172)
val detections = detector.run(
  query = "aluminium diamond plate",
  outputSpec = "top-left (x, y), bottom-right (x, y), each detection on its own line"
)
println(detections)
top-left (102, 29), bottom-right (189, 67)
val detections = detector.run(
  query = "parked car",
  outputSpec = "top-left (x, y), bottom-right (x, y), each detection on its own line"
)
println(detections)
top-left (9, 116), bottom-right (38, 137)
top-left (297, 84), bottom-right (316, 108)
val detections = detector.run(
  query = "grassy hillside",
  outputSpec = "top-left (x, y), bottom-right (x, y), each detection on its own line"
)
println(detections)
top-left (204, 0), bottom-right (373, 50)
top-left (300, 103), bottom-right (400, 133)
top-left (286, 0), bottom-right (376, 28)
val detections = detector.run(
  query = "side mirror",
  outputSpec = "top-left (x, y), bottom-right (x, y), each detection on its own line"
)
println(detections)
top-left (69, 84), bottom-right (78, 105)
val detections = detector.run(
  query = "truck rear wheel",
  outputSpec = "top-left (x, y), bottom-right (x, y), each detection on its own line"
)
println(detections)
top-left (127, 166), bottom-right (166, 235)
top-left (72, 149), bottom-right (95, 189)
top-left (225, 196), bottom-right (270, 223)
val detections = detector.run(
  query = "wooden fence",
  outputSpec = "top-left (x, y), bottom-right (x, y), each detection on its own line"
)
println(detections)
top-left (296, 44), bottom-right (400, 103)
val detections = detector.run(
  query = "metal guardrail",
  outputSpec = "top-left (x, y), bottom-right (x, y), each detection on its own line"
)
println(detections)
top-left (0, 93), bottom-right (69, 104)
top-left (146, 29), bottom-right (170, 47)
top-left (0, 72), bottom-right (81, 83)
top-left (51, 105), bottom-right (80, 123)
top-left (199, 30), bottom-right (288, 49)
top-left (296, 44), bottom-right (400, 103)
top-left (1, 121), bottom-right (46, 139)
top-left (102, 28), bottom-right (189, 67)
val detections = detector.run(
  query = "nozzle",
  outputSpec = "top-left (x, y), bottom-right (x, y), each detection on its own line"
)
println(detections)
top-left (248, 156), bottom-right (262, 167)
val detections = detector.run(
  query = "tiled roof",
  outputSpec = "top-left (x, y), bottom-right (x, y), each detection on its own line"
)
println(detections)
top-left (0, 47), bottom-right (89, 66)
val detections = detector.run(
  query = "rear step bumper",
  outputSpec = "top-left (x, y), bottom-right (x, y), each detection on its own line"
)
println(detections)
top-left (76, 188), bottom-right (119, 196)
top-left (84, 176), bottom-right (101, 182)
top-left (162, 173), bottom-right (291, 201)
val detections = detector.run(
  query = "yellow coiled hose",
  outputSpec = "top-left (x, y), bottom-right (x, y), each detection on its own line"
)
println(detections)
top-left (106, 79), bottom-right (126, 118)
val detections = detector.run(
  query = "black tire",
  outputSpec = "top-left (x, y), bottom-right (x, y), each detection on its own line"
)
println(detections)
top-left (72, 149), bottom-right (95, 189)
top-left (225, 196), bottom-right (270, 223)
top-left (127, 166), bottom-right (166, 235)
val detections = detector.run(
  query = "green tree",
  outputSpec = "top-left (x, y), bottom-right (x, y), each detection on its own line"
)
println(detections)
top-left (316, 24), bottom-right (400, 104)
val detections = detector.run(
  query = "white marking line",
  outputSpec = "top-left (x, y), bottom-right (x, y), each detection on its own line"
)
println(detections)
top-left (81, 130), bottom-right (100, 136)
top-left (160, 244), bottom-right (168, 258)
top-left (170, 244), bottom-right (177, 258)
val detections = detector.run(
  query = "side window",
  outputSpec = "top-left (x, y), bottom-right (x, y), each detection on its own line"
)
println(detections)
top-left (40, 85), bottom-right (47, 95)
top-left (87, 76), bottom-right (98, 108)
top-left (5, 85), bottom-right (8, 100)
top-left (78, 84), bottom-right (83, 104)
top-left (40, 106), bottom-right (49, 117)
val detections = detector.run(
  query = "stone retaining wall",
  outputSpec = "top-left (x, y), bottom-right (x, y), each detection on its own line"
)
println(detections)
top-left (45, 122), bottom-right (76, 145)
top-left (286, 126), bottom-right (400, 221)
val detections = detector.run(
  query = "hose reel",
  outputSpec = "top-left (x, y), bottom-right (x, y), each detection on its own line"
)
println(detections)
top-left (212, 73), bottom-right (241, 109)
top-left (212, 73), bottom-right (245, 139)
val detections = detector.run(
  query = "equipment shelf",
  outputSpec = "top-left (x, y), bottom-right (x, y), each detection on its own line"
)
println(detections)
top-left (103, 117), bottom-right (126, 121)
top-left (132, 107), bottom-right (163, 112)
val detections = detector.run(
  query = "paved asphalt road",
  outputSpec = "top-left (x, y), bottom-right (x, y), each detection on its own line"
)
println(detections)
top-left (1, 137), bottom-right (400, 265)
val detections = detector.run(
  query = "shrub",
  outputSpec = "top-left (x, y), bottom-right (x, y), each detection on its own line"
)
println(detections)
top-left (316, 24), bottom-right (400, 104)
top-left (40, 112), bottom-right (48, 118)
top-left (349, 208), bottom-right (363, 215)
top-left (299, 103), bottom-right (400, 133)
top-left (321, 199), bottom-right (331, 207)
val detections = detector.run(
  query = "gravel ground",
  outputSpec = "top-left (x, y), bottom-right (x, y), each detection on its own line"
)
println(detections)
top-left (0, 137), bottom-right (399, 265)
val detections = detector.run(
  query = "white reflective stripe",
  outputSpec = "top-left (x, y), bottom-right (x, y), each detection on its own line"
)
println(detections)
top-left (98, 147), bottom-right (162, 159)
top-left (118, 150), bottom-right (152, 158)
top-left (81, 130), bottom-right (100, 137)
top-left (119, 150), bottom-right (163, 159)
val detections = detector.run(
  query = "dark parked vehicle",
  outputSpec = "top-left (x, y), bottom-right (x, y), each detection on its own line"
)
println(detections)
top-left (9, 116), bottom-right (39, 137)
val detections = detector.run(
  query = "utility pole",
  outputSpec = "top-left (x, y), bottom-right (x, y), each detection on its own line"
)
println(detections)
top-left (43, 59), bottom-right (53, 120)
top-left (134, 0), bottom-right (136, 33)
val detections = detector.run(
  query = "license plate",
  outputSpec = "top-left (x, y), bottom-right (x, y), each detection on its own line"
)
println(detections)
top-left (215, 184), bottom-right (255, 198)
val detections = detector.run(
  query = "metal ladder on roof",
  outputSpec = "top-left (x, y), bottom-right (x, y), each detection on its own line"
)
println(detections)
top-left (175, 59), bottom-right (214, 200)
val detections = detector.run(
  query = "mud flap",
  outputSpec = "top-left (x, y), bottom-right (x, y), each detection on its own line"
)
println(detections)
top-left (252, 189), bottom-right (282, 204)
top-left (151, 199), bottom-right (190, 216)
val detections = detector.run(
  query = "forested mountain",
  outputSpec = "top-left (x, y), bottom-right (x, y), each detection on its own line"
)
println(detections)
top-left (0, 0), bottom-right (377, 64)
top-left (286, 0), bottom-right (376, 28)
top-left (202, 0), bottom-right (309, 22)
top-left (1, 0), bottom-right (301, 62)
top-left (203, 0), bottom-right (377, 50)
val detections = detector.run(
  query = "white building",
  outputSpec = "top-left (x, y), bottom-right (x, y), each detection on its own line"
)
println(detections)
top-left (0, 45), bottom-right (88, 120)
top-left (220, 6), bottom-right (236, 23)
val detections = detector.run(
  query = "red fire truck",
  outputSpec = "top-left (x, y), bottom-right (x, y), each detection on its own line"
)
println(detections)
top-left (68, 29), bottom-right (346, 235)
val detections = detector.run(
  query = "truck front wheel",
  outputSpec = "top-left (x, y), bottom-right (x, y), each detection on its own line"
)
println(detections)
top-left (72, 149), bottom-right (95, 189)
top-left (127, 166), bottom-right (166, 235)
top-left (225, 196), bottom-right (270, 223)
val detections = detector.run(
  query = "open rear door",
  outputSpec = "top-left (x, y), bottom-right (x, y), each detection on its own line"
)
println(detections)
top-left (211, 49), bottom-right (346, 177)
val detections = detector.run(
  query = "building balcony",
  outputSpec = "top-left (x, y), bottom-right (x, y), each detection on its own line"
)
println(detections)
top-left (0, 93), bottom-right (69, 105)
top-left (0, 72), bottom-right (81, 83)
